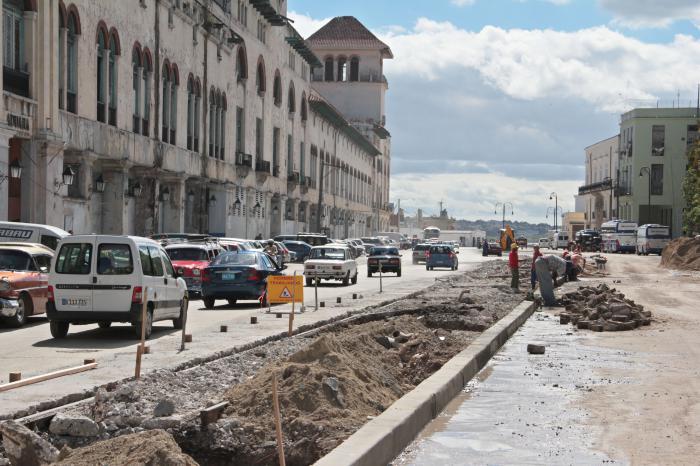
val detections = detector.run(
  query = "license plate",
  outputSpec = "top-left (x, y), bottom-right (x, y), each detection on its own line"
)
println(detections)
top-left (222, 273), bottom-right (237, 281)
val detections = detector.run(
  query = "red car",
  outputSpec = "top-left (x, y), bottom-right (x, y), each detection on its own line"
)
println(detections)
top-left (165, 243), bottom-right (223, 298)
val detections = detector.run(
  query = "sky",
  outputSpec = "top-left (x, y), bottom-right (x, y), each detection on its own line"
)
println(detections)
top-left (288, 0), bottom-right (700, 224)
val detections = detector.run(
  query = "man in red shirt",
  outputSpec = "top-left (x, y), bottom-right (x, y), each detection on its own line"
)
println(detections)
top-left (531, 244), bottom-right (543, 289)
top-left (509, 243), bottom-right (519, 291)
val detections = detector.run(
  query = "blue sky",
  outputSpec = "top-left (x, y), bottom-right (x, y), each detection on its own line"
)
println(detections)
top-left (290, 1), bottom-right (700, 222)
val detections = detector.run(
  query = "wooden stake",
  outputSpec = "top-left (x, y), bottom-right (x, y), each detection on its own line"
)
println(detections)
top-left (9, 372), bottom-right (21, 383)
top-left (272, 374), bottom-right (286, 466)
top-left (135, 289), bottom-right (148, 379)
top-left (180, 296), bottom-right (189, 351)
top-left (0, 363), bottom-right (97, 393)
top-left (288, 272), bottom-right (296, 337)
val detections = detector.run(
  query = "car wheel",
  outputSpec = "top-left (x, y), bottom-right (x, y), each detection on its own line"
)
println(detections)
top-left (351, 272), bottom-right (358, 285)
top-left (397, 269), bottom-right (402, 277)
top-left (173, 298), bottom-right (187, 329)
top-left (203, 297), bottom-right (216, 309)
top-left (132, 307), bottom-right (154, 340)
top-left (342, 272), bottom-right (350, 286)
top-left (227, 298), bottom-right (238, 306)
top-left (8, 293), bottom-right (30, 327)
top-left (98, 322), bottom-right (112, 329)
top-left (367, 270), bottom-right (373, 277)
top-left (306, 277), bottom-right (313, 287)
top-left (49, 321), bottom-right (69, 339)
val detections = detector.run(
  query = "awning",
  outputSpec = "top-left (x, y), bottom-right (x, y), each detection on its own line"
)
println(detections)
top-left (249, 0), bottom-right (286, 26)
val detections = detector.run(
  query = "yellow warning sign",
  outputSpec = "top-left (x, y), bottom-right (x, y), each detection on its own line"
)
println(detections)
top-left (268, 275), bottom-right (304, 304)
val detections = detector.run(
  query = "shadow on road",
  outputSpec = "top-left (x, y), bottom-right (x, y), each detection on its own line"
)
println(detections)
top-left (31, 323), bottom-right (179, 349)
top-left (0, 316), bottom-right (48, 333)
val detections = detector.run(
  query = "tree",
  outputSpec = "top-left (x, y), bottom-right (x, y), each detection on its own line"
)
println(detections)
top-left (683, 134), bottom-right (700, 235)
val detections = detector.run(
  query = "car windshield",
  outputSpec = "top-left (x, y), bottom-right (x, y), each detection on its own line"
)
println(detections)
top-left (372, 247), bottom-right (399, 256)
top-left (284, 242), bottom-right (306, 252)
top-left (310, 248), bottom-right (346, 260)
top-left (213, 252), bottom-right (258, 266)
top-left (362, 238), bottom-right (381, 245)
top-left (0, 250), bottom-right (32, 271)
top-left (414, 245), bottom-right (429, 251)
top-left (167, 248), bottom-right (209, 261)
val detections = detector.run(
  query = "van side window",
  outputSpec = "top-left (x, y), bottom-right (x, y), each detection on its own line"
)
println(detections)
top-left (139, 246), bottom-right (153, 276)
top-left (148, 247), bottom-right (164, 276)
top-left (97, 244), bottom-right (134, 275)
top-left (159, 249), bottom-right (175, 277)
top-left (40, 235), bottom-right (59, 251)
top-left (35, 255), bottom-right (51, 272)
top-left (56, 243), bottom-right (92, 274)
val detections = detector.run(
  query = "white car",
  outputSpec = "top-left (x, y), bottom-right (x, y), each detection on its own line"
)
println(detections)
top-left (304, 245), bottom-right (358, 286)
top-left (47, 235), bottom-right (187, 339)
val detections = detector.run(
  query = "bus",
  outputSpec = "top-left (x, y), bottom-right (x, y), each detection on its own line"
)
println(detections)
top-left (423, 226), bottom-right (441, 240)
top-left (636, 224), bottom-right (671, 255)
top-left (601, 220), bottom-right (638, 253)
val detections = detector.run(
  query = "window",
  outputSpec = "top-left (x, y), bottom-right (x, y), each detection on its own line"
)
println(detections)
top-left (55, 243), bottom-right (92, 274)
top-left (209, 90), bottom-right (216, 156)
top-left (162, 62), bottom-right (178, 144)
top-left (652, 125), bottom-right (665, 156)
top-left (256, 117), bottom-right (263, 162)
top-left (236, 46), bottom-right (247, 81)
top-left (287, 135), bottom-right (293, 176)
top-left (132, 47), bottom-right (142, 133)
top-left (139, 246), bottom-right (153, 275)
top-left (108, 32), bottom-right (119, 126)
top-left (35, 255), bottom-right (51, 272)
top-left (273, 72), bottom-right (282, 106)
top-left (187, 77), bottom-right (194, 150)
top-left (324, 57), bottom-right (333, 82)
top-left (300, 93), bottom-right (307, 122)
top-left (220, 94), bottom-right (227, 160)
top-left (59, 8), bottom-right (66, 109)
top-left (3, 1), bottom-right (24, 71)
top-left (272, 127), bottom-right (280, 175)
top-left (40, 235), bottom-right (60, 251)
top-left (96, 30), bottom-right (107, 122)
top-left (66, 13), bottom-right (78, 112)
top-left (148, 247), bottom-right (164, 276)
top-left (160, 250), bottom-right (175, 277)
top-left (651, 164), bottom-right (663, 195)
top-left (162, 63), bottom-right (170, 141)
top-left (300, 142), bottom-right (305, 179)
top-left (236, 106), bottom-right (244, 154)
top-left (288, 82), bottom-right (295, 113)
top-left (350, 57), bottom-right (359, 82)
top-left (256, 58), bottom-right (266, 94)
top-left (97, 244), bottom-right (134, 275)
top-left (169, 66), bottom-right (178, 144)
top-left (194, 79), bottom-right (201, 151)
top-left (337, 57), bottom-right (347, 82)
top-left (687, 125), bottom-right (699, 150)
top-left (142, 49), bottom-right (152, 136)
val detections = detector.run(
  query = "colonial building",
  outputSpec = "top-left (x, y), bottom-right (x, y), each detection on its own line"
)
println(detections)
top-left (0, 0), bottom-right (393, 239)
top-left (578, 135), bottom-right (618, 230)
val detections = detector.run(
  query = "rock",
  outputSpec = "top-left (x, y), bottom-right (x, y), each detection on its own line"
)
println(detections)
top-left (1, 420), bottom-right (60, 466)
top-left (618, 321), bottom-right (637, 331)
top-left (114, 384), bottom-right (137, 402)
top-left (611, 314), bottom-right (629, 322)
top-left (141, 417), bottom-right (181, 430)
top-left (374, 335), bottom-right (395, 350)
top-left (49, 413), bottom-right (99, 437)
top-left (322, 377), bottom-right (346, 408)
top-left (559, 314), bottom-right (570, 325)
top-left (577, 320), bottom-right (590, 330)
top-left (603, 322), bottom-right (619, 332)
top-left (153, 399), bottom-right (175, 418)
top-left (527, 344), bottom-right (545, 355)
top-left (589, 323), bottom-right (604, 332)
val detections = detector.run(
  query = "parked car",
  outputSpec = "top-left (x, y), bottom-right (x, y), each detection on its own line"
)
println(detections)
top-left (538, 238), bottom-right (550, 249)
top-left (367, 246), bottom-right (402, 277)
top-left (412, 243), bottom-right (431, 264)
top-left (296, 233), bottom-right (331, 247)
top-left (304, 245), bottom-right (358, 286)
top-left (0, 221), bottom-right (70, 251)
top-left (165, 242), bottom-right (223, 298)
top-left (0, 243), bottom-right (54, 327)
top-left (201, 251), bottom-right (285, 309)
top-left (426, 244), bottom-right (459, 271)
top-left (282, 240), bottom-right (312, 263)
top-left (516, 237), bottom-right (528, 248)
top-left (483, 241), bottom-right (503, 257)
top-left (47, 235), bottom-right (187, 339)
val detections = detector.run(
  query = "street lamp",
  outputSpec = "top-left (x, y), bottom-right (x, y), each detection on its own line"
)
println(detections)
top-left (494, 202), bottom-right (514, 229)
top-left (639, 167), bottom-right (651, 224)
top-left (94, 175), bottom-right (106, 193)
top-left (160, 186), bottom-right (170, 202)
top-left (549, 192), bottom-right (559, 231)
top-left (0, 160), bottom-right (22, 184)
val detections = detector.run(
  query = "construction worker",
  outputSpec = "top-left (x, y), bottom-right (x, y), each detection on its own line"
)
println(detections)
top-left (534, 254), bottom-right (567, 306)
top-left (531, 244), bottom-right (543, 289)
top-left (509, 244), bottom-right (520, 291)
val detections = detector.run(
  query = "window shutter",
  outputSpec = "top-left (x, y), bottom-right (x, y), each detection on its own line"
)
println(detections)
top-left (3, 13), bottom-right (14, 68)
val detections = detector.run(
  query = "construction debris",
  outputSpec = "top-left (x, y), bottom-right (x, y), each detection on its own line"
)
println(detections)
top-left (0, 421), bottom-right (59, 466)
top-left (527, 344), bottom-right (546, 355)
top-left (661, 237), bottom-right (700, 271)
top-left (559, 284), bottom-right (652, 332)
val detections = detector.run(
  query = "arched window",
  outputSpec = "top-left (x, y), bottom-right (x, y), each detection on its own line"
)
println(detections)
top-left (142, 48), bottom-right (152, 136)
top-left (58, 4), bottom-right (66, 110)
top-left (273, 71), bottom-right (282, 106)
top-left (209, 88), bottom-right (216, 157)
top-left (324, 57), bottom-right (333, 82)
top-left (236, 46), bottom-right (248, 81)
top-left (350, 56), bottom-right (359, 82)
top-left (66, 10), bottom-right (79, 113)
top-left (96, 26), bottom-right (107, 122)
top-left (288, 82), bottom-right (295, 114)
top-left (107, 29), bottom-right (120, 126)
top-left (169, 65), bottom-right (178, 144)
top-left (194, 79), bottom-right (201, 151)
top-left (220, 93), bottom-right (227, 160)
top-left (132, 45), bottom-right (142, 133)
top-left (215, 91), bottom-right (222, 159)
top-left (337, 56), bottom-right (347, 82)
top-left (161, 62), bottom-right (170, 142)
top-left (300, 92), bottom-right (307, 122)
top-left (256, 57), bottom-right (266, 95)
top-left (187, 76), bottom-right (194, 150)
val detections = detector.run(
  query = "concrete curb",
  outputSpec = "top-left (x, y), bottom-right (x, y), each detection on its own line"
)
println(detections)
top-left (314, 300), bottom-right (537, 466)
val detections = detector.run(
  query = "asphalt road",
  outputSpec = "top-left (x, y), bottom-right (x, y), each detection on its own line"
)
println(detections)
top-left (0, 247), bottom-right (492, 416)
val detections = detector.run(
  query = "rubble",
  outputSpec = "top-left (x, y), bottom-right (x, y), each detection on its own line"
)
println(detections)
top-left (527, 344), bottom-right (546, 355)
top-left (661, 237), bottom-right (700, 271)
top-left (48, 413), bottom-right (99, 438)
top-left (559, 284), bottom-right (652, 332)
top-left (0, 421), bottom-right (59, 466)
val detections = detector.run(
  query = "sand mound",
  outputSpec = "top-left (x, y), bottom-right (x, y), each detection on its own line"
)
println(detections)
top-left (661, 237), bottom-right (700, 271)
top-left (54, 430), bottom-right (198, 466)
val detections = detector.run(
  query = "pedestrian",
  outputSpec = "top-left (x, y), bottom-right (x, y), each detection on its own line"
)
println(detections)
top-left (482, 239), bottom-right (489, 257)
top-left (534, 254), bottom-right (567, 307)
top-left (531, 244), bottom-right (543, 289)
top-left (509, 244), bottom-right (519, 291)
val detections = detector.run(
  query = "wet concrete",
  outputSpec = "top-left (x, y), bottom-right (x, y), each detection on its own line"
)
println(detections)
top-left (395, 310), bottom-right (628, 466)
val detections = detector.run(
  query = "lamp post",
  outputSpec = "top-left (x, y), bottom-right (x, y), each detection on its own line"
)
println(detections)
top-left (639, 167), bottom-right (651, 224)
top-left (494, 202), bottom-right (514, 229)
top-left (549, 192), bottom-right (559, 231)
top-left (546, 206), bottom-right (563, 227)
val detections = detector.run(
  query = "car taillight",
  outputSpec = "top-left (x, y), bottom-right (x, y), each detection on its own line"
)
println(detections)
top-left (201, 269), bottom-right (211, 283)
top-left (247, 269), bottom-right (262, 281)
top-left (332, 266), bottom-right (342, 270)
top-left (425, 252), bottom-right (431, 259)
top-left (132, 286), bottom-right (143, 304)
top-left (47, 285), bottom-right (54, 303)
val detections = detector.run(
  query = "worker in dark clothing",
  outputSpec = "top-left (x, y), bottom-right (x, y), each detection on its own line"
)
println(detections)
top-left (531, 244), bottom-right (543, 289)
top-left (482, 239), bottom-right (489, 257)
top-left (509, 244), bottom-right (519, 291)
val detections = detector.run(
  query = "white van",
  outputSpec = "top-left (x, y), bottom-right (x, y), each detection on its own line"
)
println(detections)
top-left (550, 231), bottom-right (569, 250)
top-left (47, 235), bottom-right (187, 339)
top-left (0, 221), bottom-right (70, 250)
top-left (636, 224), bottom-right (671, 255)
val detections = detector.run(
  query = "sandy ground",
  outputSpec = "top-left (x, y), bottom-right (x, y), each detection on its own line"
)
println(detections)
top-left (578, 254), bottom-right (700, 465)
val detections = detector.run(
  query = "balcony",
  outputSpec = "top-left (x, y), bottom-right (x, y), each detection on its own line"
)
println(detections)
top-left (235, 152), bottom-right (253, 167)
top-left (255, 159), bottom-right (271, 182)
top-left (287, 171), bottom-right (300, 185)
top-left (578, 178), bottom-right (613, 196)
top-left (3, 67), bottom-right (30, 98)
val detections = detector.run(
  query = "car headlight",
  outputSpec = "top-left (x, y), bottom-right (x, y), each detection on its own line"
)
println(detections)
top-left (0, 279), bottom-right (11, 291)
top-left (192, 268), bottom-right (201, 276)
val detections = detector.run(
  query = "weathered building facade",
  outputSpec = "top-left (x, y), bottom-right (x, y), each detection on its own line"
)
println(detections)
top-left (0, 0), bottom-right (392, 239)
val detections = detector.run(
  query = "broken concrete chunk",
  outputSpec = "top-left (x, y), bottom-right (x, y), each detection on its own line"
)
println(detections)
top-left (153, 399), bottom-right (176, 418)
top-left (49, 413), bottom-right (99, 437)
top-left (1, 420), bottom-right (59, 466)
top-left (527, 344), bottom-right (546, 355)
top-left (322, 377), bottom-right (346, 408)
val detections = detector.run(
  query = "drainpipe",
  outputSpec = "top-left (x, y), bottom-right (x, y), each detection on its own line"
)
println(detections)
top-left (201, 19), bottom-right (209, 234)
top-left (153, 0), bottom-right (160, 141)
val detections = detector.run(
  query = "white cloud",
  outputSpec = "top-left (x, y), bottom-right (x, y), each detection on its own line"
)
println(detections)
top-left (599, 0), bottom-right (700, 28)
top-left (451, 0), bottom-right (476, 6)
top-left (379, 19), bottom-right (700, 112)
top-left (288, 11), bottom-right (333, 38)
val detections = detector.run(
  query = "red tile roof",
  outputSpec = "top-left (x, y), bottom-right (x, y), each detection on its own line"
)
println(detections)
top-left (306, 16), bottom-right (393, 57)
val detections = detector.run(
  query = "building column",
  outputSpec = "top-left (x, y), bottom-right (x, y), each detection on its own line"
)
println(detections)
top-left (0, 130), bottom-right (12, 221)
top-left (101, 168), bottom-right (129, 234)
top-left (162, 178), bottom-right (186, 233)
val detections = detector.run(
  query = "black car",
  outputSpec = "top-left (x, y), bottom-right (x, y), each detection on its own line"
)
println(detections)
top-left (282, 240), bottom-right (312, 262)
top-left (367, 246), bottom-right (402, 277)
top-left (575, 229), bottom-right (602, 252)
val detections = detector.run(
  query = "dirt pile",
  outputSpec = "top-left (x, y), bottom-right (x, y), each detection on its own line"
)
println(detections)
top-left (559, 284), bottom-right (652, 331)
top-left (660, 237), bottom-right (700, 271)
top-left (54, 430), bottom-right (197, 466)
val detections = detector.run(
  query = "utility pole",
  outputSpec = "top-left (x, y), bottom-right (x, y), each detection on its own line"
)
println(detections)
top-left (639, 167), bottom-right (651, 224)
top-left (494, 202), bottom-right (514, 230)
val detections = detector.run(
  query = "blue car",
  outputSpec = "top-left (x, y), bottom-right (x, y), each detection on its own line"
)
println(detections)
top-left (282, 240), bottom-right (312, 262)
top-left (201, 251), bottom-right (284, 309)
top-left (426, 244), bottom-right (458, 271)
